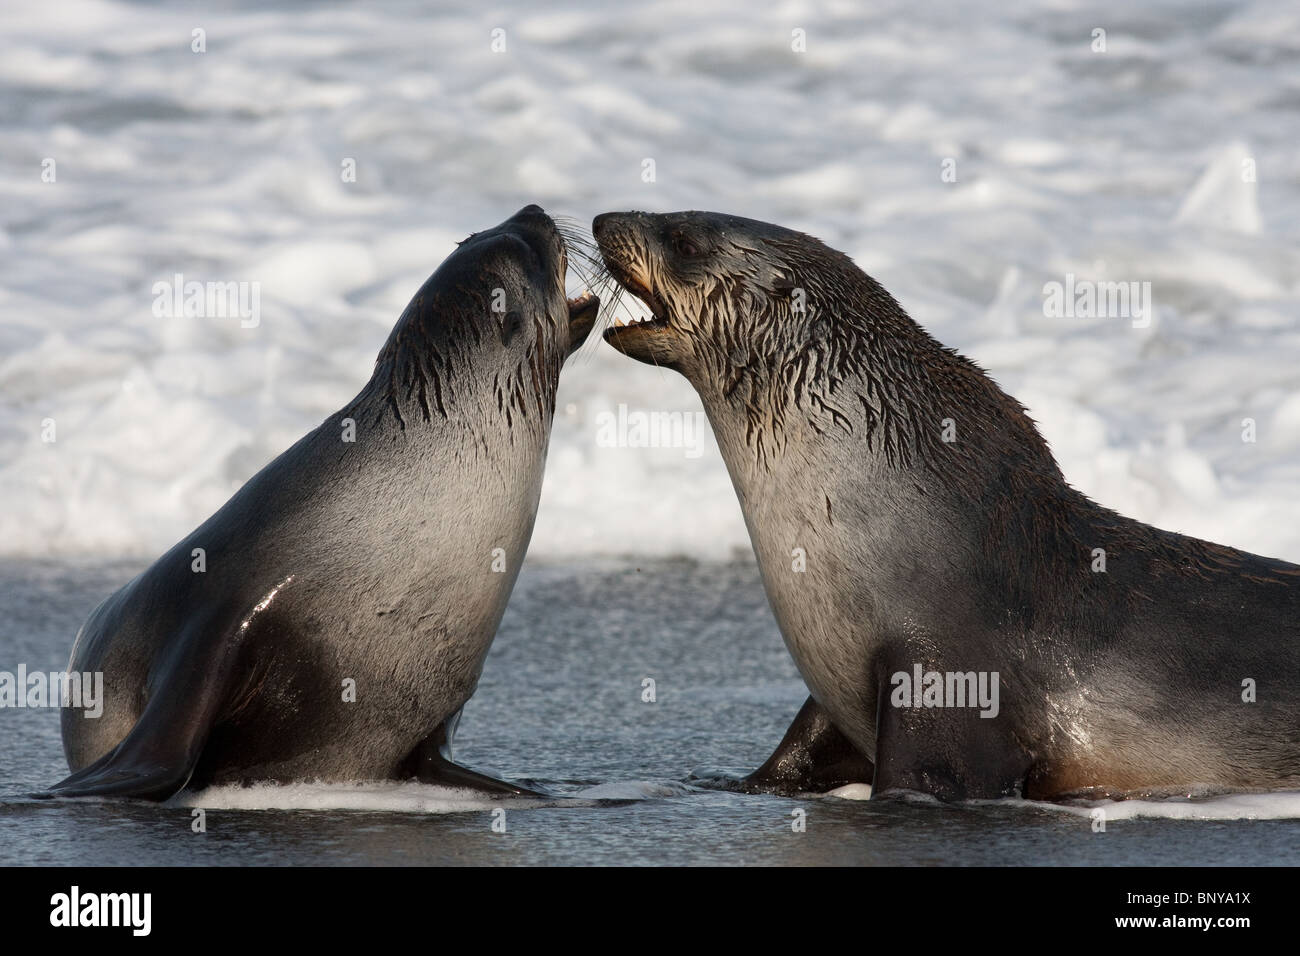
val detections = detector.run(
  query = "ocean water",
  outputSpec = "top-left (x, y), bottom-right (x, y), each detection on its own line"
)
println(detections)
top-left (2, 0), bottom-right (1300, 864)
top-left (3, 558), bottom-right (1299, 867)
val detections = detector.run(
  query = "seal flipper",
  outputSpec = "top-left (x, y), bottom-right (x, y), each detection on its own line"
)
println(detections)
top-left (740, 696), bottom-right (875, 795)
top-left (396, 710), bottom-right (546, 797)
top-left (871, 677), bottom-right (1031, 801)
top-left (40, 621), bottom-right (249, 801)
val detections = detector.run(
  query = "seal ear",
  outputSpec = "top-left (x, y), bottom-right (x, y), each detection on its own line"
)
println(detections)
top-left (741, 238), bottom-right (796, 295)
top-left (769, 269), bottom-right (797, 296)
top-left (499, 309), bottom-right (523, 347)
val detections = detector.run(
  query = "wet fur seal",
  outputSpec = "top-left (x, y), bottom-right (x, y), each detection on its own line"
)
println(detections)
top-left (593, 209), bottom-right (1300, 802)
top-left (44, 205), bottom-right (598, 800)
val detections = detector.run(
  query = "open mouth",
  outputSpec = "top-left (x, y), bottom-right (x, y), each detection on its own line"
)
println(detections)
top-left (603, 275), bottom-right (670, 339)
top-left (514, 213), bottom-right (601, 330)
top-left (558, 234), bottom-right (600, 332)
top-left (563, 284), bottom-right (600, 353)
top-left (566, 289), bottom-right (599, 322)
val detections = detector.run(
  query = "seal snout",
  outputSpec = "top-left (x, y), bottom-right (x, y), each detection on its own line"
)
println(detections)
top-left (506, 203), bottom-right (564, 253)
top-left (512, 203), bottom-right (550, 227)
top-left (591, 211), bottom-right (618, 240)
top-left (504, 205), bottom-right (599, 349)
top-left (591, 211), bottom-right (651, 254)
top-left (591, 213), bottom-right (673, 357)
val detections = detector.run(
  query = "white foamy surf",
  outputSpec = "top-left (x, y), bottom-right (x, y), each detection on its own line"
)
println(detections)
top-left (170, 781), bottom-right (508, 814)
top-left (827, 787), bottom-right (1300, 819)
top-left (1, 0), bottom-right (1298, 566)
top-left (85, 779), bottom-right (1300, 819)
top-left (1040, 791), bottom-right (1300, 822)
top-left (167, 778), bottom-right (690, 813)
top-left (826, 783), bottom-right (874, 800)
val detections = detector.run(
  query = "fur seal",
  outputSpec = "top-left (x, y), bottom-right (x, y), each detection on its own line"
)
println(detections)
top-left (44, 205), bottom-right (598, 800)
top-left (593, 209), bottom-right (1300, 801)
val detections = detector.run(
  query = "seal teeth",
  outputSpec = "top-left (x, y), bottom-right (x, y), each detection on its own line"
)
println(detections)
top-left (611, 313), bottom-right (661, 329)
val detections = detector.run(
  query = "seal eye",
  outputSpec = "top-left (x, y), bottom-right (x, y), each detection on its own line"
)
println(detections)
top-left (672, 235), bottom-right (701, 258)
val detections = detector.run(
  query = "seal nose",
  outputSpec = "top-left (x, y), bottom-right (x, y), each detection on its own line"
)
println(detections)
top-left (508, 204), bottom-right (561, 260)
top-left (592, 212), bottom-right (621, 241)
top-left (593, 212), bottom-right (647, 242)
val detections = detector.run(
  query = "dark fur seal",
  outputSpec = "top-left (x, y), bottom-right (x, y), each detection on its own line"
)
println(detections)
top-left (44, 206), bottom-right (598, 800)
top-left (593, 209), bottom-right (1300, 801)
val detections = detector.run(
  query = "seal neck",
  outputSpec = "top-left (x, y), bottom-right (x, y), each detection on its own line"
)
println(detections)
top-left (697, 287), bottom-right (1060, 482)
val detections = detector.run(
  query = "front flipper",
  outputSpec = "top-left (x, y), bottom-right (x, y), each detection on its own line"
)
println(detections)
top-left (396, 710), bottom-right (546, 798)
top-left (871, 677), bottom-right (1031, 801)
top-left (739, 696), bottom-right (875, 795)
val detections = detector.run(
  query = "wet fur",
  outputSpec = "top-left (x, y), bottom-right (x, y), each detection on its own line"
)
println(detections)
top-left (55, 208), bottom-right (593, 797)
top-left (594, 210), bottom-right (1300, 800)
